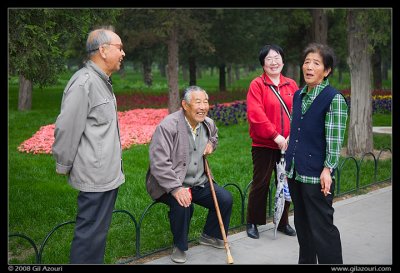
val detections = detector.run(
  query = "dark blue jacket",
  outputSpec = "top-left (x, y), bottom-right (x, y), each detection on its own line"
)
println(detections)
top-left (285, 86), bottom-right (339, 177)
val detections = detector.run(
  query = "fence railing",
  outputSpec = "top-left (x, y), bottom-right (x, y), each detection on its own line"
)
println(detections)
top-left (8, 148), bottom-right (392, 264)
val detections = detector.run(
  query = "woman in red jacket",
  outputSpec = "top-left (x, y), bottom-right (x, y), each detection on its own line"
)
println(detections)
top-left (246, 44), bottom-right (298, 239)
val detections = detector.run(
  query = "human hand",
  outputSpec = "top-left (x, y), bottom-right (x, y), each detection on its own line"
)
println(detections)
top-left (274, 134), bottom-right (287, 151)
top-left (172, 187), bottom-right (192, 207)
top-left (203, 142), bottom-right (214, 155)
top-left (320, 168), bottom-right (332, 196)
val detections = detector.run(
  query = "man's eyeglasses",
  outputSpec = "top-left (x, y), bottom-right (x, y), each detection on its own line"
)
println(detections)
top-left (107, 43), bottom-right (124, 52)
top-left (88, 43), bottom-right (124, 53)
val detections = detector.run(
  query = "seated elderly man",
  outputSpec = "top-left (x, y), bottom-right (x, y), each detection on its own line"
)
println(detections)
top-left (146, 85), bottom-right (233, 263)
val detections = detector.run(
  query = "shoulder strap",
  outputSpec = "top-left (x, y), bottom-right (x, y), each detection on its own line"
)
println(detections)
top-left (269, 85), bottom-right (291, 119)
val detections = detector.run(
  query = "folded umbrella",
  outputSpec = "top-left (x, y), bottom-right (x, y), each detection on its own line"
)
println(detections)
top-left (273, 150), bottom-right (291, 238)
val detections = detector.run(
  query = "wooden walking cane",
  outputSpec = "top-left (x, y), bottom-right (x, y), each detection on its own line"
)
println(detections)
top-left (204, 156), bottom-right (234, 264)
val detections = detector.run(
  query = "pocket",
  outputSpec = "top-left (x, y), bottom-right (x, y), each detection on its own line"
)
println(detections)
top-left (306, 153), bottom-right (324, 172)
top-left (90, 98), bottom-right (115, 125)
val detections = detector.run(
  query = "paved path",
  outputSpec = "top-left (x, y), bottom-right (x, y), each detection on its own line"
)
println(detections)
top-left (372, 126), bottom-right (392, 134)
top-left (145, 186), bottom-right (392, 265)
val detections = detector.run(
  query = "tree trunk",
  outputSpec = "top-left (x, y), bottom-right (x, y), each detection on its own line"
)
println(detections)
top-left (372, 47), bottom-right (382, 89)
top-left (244, 66), bottom-right (249, 77)
top-left (188, 54), bottom-right (196, 86)
top-left (164, 64), bottom-right (169, 78)
top-left (338, 68), bottom-right (343, 84)
top-left (382, 60), bottom-right (389, 81)
top-left (285, 62), bottom-right (300, 85)
top-left (159, 63), bottom-right (166, 77)
top-left (142, 59), bottom-right (153, 87)
top-left (227, 64), bottom-right (232, 87)
top-left (312, 9), bottom-right (328, 44)
top-left (299, 64), bottom-right (305, 87)
top-left (167, 26), bottom-right (180, 114)
top-left (219, 64), bottom-right (226, 92)
top-left (234, 65), bottom-right (240, 81)
top-left (346, 9), bottom-right (373, 157)
top-left (18, 74), bottom-right (32, 111)
top-left (182, 64), bottom-right (188, 82)
top-left (197, 67), bottom-right (202, 79)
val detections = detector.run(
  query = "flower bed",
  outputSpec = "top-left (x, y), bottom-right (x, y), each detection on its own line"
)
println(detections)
top-left (17, 109), bottom-right (169, 154)
top-left (341, 89), bottom-right (392, 113)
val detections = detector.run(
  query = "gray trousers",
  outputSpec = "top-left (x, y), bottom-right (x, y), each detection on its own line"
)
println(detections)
top-left (70, 188), bottom-right (119, 264)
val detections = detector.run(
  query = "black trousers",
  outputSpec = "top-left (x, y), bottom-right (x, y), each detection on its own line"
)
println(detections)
top-left (70, 188), bottom-right (119, 264)
top-left (157, 181), bottom-right (233, 251)
top-left (288, 177), bottom-right (343, 264)
top-left (247, 146), bottom-right (290, 226)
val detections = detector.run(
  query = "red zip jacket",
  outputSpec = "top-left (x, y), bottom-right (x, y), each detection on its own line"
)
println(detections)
top-left (247, 73), bottom-right (298, 148)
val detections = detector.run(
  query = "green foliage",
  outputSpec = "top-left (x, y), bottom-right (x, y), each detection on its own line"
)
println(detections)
top-left (9, 9), bottom-right (65, 86)
top-left (328, 9), bottom-right (348, 70)
top-left (8, 9), bottom-right (120, 87)
top-left (364, 9), bottom-right (391, 48)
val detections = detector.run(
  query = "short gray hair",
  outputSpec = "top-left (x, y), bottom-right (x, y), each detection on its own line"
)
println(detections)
top-left (182, 86), bottom-right (208, 104)
top-left (86, 26), bottom-right (115, 57)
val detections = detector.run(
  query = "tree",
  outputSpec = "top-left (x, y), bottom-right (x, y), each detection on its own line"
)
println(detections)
top-left (116, 9), bottom-right (166, 88)
top-left (208, 9), bottom-right (261, 92)
top-left (8, 8), bottom-right (119, 111)
top-left (327, 9), bottom-right (348, 85)
top-left (311, 9), bottom-right (328, 44)
top-left (346, 9), bottom-right (391, 156)
top-left (117, 9), bottom-right (210, 113)
top-left (178, 9), bottom-right (214, 87)
top-left (272, 9), bottom-right (313, 85)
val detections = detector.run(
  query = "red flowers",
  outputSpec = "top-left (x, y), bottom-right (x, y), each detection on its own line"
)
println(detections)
top-left (118, 108), bottom-right (168, 149)
top-left (17, 124), bottom-right (56, 154)
top-left (18, 108), bottom-right (168, 154)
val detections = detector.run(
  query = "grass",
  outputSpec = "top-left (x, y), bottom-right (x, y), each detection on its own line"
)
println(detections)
top-left (373, 113), bottom-right (393, 126)
top-left (8, 67), bottom-right (392, 264)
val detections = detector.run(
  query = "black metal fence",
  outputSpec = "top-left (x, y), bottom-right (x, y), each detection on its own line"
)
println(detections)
top-left (9, 148), bottom-right (392, 264)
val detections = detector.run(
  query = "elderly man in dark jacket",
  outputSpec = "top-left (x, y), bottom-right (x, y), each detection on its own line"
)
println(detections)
top-left (146, 86), bottom-right (233, 263)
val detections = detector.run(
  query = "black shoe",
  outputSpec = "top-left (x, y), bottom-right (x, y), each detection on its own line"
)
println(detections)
top-left (277, 224), bottom-right (297, 236)
top-left (246, 223), bottom-right (259, 239)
